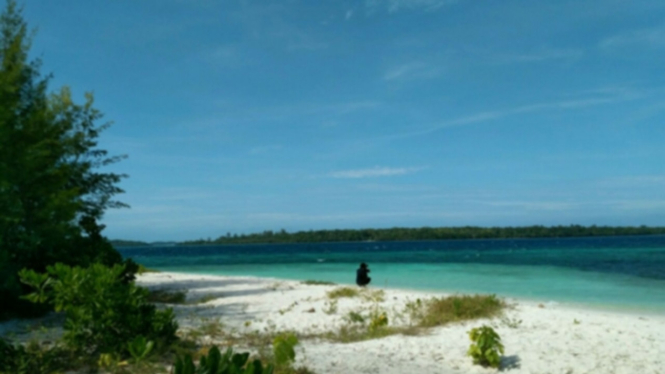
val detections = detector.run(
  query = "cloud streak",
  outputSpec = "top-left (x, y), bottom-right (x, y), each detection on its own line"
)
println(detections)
top-left (328, 166), bottom-right (423, 179)
top-left (366, 0), bottom-right (459, 13)
top-left (383, 62), bottom-right (442, 81)
top-left (600, 25), bottom-right (665, 49)
top-left (493, 48), bottom-right (584, 64)
top-left (385, 89), bottom-right (642, 140)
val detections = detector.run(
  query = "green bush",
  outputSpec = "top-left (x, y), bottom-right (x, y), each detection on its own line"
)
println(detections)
top-left (19, 262), bottom-right (178, 356)
top-left (0, 339), bottom-right (68, 374)
top-left (273, 333), bottom-right (298, 367)
top-left (174, 346), bottom-right (274, 374)
top-left (467, 325), bottom-right (504, 368)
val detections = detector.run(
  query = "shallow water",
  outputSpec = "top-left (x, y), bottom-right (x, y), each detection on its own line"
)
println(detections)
top-left (119, 235), bottom-right (665, 312)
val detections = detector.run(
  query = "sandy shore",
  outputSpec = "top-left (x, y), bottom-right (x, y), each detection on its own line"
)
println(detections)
top-left (2, 271), bottom-right (663, 374)
top-left (134, 272), bottom-right (665, 374)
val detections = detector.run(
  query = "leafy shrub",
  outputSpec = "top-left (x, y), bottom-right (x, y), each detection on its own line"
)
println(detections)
top-left (368, 311), bottom-right (388, 332)
top-left (97, 353), bottom-right (127, 372)
top-left (467, 325), bottom-right (504, 368)
top-left (127, 336), bottom-right (155, 364)
top-left (174, 346), bottom-right (274, 374)
top-left (19, 262), bottom-right (178, 356)
top-left (273, 333), bottom-right (298, 367)
top-left (0, 339), bottom-right (68, 374)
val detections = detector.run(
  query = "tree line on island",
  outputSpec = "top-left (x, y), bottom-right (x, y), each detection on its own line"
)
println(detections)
top-left (162, 225), bottom-right (665, 246)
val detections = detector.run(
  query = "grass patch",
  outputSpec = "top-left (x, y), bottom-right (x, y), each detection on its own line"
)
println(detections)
top-left (137, 264), bottom-right (159, 274)
top-left (361, 289), bottom-right (385, 303)
top-left (326, 287), bottom-right (360, 299)
top-left (326, 287), bottom-right (385, 302)
top-left (147, 289), bottom-right (187, 304)
top-left (407, 294), bottom-right (505, 328)
top-left (193, 294), bottom-right (218, 304)
top-left (321, 323), bottom-right (423, 343)
top-left (301, 280), bottom-right (336, 286)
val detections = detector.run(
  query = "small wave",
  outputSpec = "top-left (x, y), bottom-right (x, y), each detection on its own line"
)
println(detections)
top-left (317, 259), bottom-right (325, 262)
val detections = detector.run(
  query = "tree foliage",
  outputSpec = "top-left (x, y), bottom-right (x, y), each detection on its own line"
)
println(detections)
top-left (0, 0), bottom-right (127, 319)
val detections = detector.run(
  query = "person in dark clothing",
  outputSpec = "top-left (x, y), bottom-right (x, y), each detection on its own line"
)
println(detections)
top-left (356, 262), bottom-right (371, 287)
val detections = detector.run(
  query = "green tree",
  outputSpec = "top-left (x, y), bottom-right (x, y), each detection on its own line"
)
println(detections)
top-left (0, 0), bottom-right (127, 319)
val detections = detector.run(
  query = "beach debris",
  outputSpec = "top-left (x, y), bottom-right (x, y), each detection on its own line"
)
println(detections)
top-left (305, 308), bottom-right (316, 313)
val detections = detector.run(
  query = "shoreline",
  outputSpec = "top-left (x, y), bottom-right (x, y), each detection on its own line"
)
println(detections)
top-left (138, 272), bottom-right (665, 374)
top-left (149, 269), bottom-right (665, 317)
top-left (3, 271), bottom-right (664, 373)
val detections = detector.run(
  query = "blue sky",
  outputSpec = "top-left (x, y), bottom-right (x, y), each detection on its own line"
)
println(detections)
top-left (22, 0), bottom-right (665, 241)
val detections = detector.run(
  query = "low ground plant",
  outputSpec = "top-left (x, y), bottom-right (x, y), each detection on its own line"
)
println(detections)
top-left (195, 294), bottom-right (219, 304)
top-left (322, 306), bottom-right (420, 343)
top-left (344, 311), bottom-right (365, 324)
top-left (0, 339), bottom-right (70, 374)
top-left (407, 294), bottom-right (505, 327)
top-left (322, 299), bottom-right (338, 315)
top-left (467, 325), bottom-right (504, 368)
top-left (137, 264), bottom-right (159, 274)
top-left (174, 346), bottom-right (274, 374)
top-left (272, 333), bottom-right (299, 368)
top-left (148, 289), bottom-right (187, 304)
top-left (360, 289), bottom-right (385, 303)
top-left (368, 311), bottom-right (388, 332)
top-left (326, 287), bottom-right (359, 299)
top-left (300, 280), bottom-right (335, 286)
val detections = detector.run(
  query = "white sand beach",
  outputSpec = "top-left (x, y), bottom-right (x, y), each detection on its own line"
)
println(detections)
top-left (132, 272), bottom-right (665, 374)
top-left (1, 271), bottom-right (663, 374)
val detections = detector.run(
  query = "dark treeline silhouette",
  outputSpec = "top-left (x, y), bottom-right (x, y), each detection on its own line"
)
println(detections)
top-left (179, 225), bottom-right (665, 245)
top-left (110, 240), bottom-right (151, 247)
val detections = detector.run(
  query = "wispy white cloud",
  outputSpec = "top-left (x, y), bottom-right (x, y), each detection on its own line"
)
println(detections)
top-left (249, 145), bottom-right (283, 155)
top-left (493, 47), bottom-right (584, 64)
top-left (328, 166), bottom-right (424, 179)
top-left (608, 200), bottom-right (665, 211)
top-left (600, 25), bottom-right (665, 49)
top-left (596, 175), bottom-right (665, 188)
top-left (386, 89), bottom-right (641, 139)
top-left (479, 200), bottom-right (585, 211)
top-left (383, 62), bottom-right (442, 81)
top-left (231, 3), bottom-right (328, 52)
top-left (366, 0), bottom-right (458, 13)
top-left (345, 9), bottom-right (354, 20)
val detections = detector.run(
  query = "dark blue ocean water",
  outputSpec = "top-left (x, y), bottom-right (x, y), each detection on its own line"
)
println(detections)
top-left (120, 236), bottom-right (665, 312)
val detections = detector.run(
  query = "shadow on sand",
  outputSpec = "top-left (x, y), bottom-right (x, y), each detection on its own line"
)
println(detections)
top-left (500, 355), bottom-right (521, 371)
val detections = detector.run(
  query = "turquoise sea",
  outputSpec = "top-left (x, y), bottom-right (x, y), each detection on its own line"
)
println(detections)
top-left (119, 235), bottom-right (665, 313)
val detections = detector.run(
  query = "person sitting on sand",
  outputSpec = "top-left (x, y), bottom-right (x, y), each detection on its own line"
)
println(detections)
top-left (356, 262), bottom-right (371, 287)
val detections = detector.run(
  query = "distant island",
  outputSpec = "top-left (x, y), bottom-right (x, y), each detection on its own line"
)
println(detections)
top-left (109, 240), bottom-right (177, 247)
top-left (111, 225), bottom-right (665, 247)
